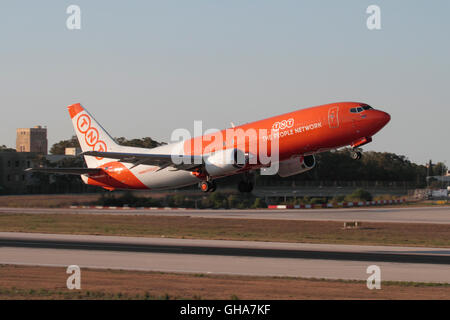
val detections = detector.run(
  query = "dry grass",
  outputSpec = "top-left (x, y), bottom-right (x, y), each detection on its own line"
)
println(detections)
top-left (0, 265), bottom-right (448, 300)
top-left (0, 194), bottom-right (101, 208)
top-left (0, 192), bottom-right (177, 208)
top-left (0, 213), bottom-right (449, 247)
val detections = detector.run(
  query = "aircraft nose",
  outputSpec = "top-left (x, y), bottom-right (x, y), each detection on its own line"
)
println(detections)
top-left (375, 110), bottom-right (391, 127)
top-left (380, 111), bottom-right (391, 125)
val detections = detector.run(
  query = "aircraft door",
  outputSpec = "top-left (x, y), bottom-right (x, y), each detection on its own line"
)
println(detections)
top-left (328, 106), bottom-right (339, 128)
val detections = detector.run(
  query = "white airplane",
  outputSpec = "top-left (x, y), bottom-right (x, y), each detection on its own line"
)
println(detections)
top-left (28, 102), bottom-right (390, 192)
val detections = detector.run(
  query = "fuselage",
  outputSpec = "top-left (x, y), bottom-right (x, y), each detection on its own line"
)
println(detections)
top-left (84, 102), bottom-right (390, 190)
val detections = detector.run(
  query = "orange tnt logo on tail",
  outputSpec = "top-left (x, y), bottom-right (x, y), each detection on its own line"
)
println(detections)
top-left (85, 128), bottom-right (99, 146)
top-left (72, 107), bottom-right (108, 161)
top-left (77, 115), bottom-right (91, 133)
top-left (94, 141), bottom-right (107, 160)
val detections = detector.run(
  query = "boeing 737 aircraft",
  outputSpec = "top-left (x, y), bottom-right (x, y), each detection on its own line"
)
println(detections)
top-left (27, 102), bottom-right (390, 192)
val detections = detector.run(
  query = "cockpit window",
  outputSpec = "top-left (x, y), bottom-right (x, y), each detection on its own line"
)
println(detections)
top-left (350, 107), bottom-right (364, 113)
top-left (351, 105), bottom-right (373, 113)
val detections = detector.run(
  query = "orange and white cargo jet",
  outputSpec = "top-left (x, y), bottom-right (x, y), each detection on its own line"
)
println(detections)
top-left (28, 102), bottom-right (390, 192)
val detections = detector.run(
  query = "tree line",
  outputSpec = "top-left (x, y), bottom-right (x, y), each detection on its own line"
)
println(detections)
top-left (20, 137), bottom-right (449, 194)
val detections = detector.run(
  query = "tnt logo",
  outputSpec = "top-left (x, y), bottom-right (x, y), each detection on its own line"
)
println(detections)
top-left (77, 115), bottom-right (91, 133)
top-left (272, 118), bottom-right (294, 131)
top-left (76, 113), bottom-right (107, 160)
top-left (85, 128), bottom-right (99, 146)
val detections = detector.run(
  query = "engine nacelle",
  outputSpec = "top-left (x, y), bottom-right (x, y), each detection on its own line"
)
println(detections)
top-left (204, 148), bottom-right (247, 177)
top-left (278, 155), bottom-right (315, 177)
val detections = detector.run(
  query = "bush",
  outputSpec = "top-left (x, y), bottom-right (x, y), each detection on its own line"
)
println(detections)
top-left (345, 188), bottom-right (373, 201)
top-left (331, 195), bottom-right (346, 203)
top-left (94, 192), bottom-right (266, 209)
top-left (310, 197), bottom-right (327, 204)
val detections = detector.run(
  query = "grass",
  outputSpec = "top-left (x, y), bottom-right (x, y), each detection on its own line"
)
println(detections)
top-left (0, 194), bottom-right (101, 208)
top-left (0, 213), bottom-right (449, 247)
top-left (0, 265), bottom-right (448, 300)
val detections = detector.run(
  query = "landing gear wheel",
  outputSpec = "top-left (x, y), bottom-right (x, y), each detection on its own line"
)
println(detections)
top-left (351, 151), bottom-right (362, 160)
top-left (238, 181), bottom-right (253, 193)
top-left (200, 181), bottom-right (216, 192)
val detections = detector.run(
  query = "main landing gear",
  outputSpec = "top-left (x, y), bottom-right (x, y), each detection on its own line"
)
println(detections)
top-left (351, 149), bottom-right (362, 160)
top-left (199, 172), bottom-right (254, 193)
top-left (199, 180), bottom-right (216, 193)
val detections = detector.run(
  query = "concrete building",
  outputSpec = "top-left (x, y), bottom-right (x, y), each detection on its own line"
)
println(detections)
top-left (65, 147), bottom-right (81, 156)
top-left (0, 152), bottom-right (39, 194)
top-left (0, 150), bottom-right (84, 194)
top-left (16, 126), bottom-right (48, 155)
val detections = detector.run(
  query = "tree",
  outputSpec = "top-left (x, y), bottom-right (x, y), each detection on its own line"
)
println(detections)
top-left (0, 145), bottom-right (16, 152)
top-left (50, 136), bottom-right (165, 155)
top-left (50, 136), bottom-right (80, 155)
top-left (115, 137), bottom-right (166, 148)
top-left (253, 148), bottom-right (430, 187)
top-left (433, 162), bottom-right (448, 177)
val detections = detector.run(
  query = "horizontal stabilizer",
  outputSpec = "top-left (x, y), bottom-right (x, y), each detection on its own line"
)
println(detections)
top-left (81, 151), bottom-right (203, 170)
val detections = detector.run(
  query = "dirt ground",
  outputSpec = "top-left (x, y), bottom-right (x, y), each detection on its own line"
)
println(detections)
top-left (0, 265), bottom-right (448, 300)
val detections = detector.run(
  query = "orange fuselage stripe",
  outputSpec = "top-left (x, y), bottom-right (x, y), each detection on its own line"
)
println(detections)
top-left (87, 162), bottom-right (148, 190)
top-left (183, 102), bottom-right (384, 162)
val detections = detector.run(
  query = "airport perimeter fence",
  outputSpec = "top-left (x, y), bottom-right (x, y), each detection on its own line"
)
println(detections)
top-left (268, 199), bottom-right (407, 209)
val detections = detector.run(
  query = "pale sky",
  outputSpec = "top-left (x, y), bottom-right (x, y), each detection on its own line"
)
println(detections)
top-left (0, 1), bottom-right (449, 165)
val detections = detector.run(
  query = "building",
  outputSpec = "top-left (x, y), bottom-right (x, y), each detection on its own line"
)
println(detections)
top-left (0, 150), bottom-right (84, 194)
top-left (16, 126), bottom-right (48, 155)
top-left (65, 147), bottom-right (81, 156)
top-left (0, 127), bottom-right (87, 194)
top-left (0, 151), bottom-right (39, 194)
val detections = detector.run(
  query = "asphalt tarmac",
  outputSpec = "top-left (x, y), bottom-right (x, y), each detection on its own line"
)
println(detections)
top-left (0, 232), bottom-right (448, 283)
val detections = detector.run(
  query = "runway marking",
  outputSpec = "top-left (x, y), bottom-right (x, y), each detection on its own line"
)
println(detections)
top-left (0, 238), bottom-right (449, 265)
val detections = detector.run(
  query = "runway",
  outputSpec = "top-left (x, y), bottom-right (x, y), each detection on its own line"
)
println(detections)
top-left (0, 205), bottom-right (449, 224)
top-left (0, 232), bottom-right (449, 283)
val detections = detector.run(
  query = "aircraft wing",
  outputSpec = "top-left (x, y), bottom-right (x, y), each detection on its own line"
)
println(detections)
top-left (25, 168), bottom-right (103, 175)
top-left (81, 151), bottom-right (203, 170)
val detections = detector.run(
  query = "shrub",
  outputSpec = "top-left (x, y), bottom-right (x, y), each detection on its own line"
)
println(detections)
top-left (345, 188), bottom-right (373, 201)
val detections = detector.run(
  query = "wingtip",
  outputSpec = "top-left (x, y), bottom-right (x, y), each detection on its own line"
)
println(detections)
top-left (68, 103), bottom-right (84, 119)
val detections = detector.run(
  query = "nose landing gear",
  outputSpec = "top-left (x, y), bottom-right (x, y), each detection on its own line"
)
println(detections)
top-left (351, 149), bottom-right (362, 160)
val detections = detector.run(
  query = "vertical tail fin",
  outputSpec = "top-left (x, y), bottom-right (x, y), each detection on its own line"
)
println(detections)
top-left (68, 103), bottom-right (121, 168)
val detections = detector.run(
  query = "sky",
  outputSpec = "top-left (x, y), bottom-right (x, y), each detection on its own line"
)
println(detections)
top-left (0, 1), bottom-right (449, 165)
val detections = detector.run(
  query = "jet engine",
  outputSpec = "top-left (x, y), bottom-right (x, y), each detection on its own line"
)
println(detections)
top-left (277, 155), bottom-right (315, 177)
top-left (204, 148), bottom-right (248, 177)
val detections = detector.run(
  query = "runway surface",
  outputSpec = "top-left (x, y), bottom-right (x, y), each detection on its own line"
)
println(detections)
top-left (0, 232), bottom-right (449, 283)
top-left (0, 206), bottom-right (449, 224)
